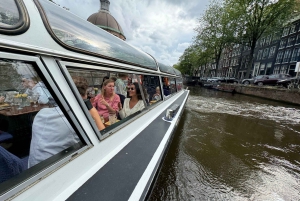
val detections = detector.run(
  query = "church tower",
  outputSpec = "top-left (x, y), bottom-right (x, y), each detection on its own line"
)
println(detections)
top-left (87, 0), bottom-right (126, 40)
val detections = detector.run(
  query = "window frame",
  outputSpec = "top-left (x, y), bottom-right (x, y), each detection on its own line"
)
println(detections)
top-left (283, 49), bottom-right (292, 63)
top-left (0, 52), bottom-right (91, 200)
top-left (279, 39), bottom-right (287, 49)
top-left (296, 34), bottom-right (300, 45)
top-left (282, 27), bottom-right (290, 37)
top-left (57, 60), bottom-right (172, 139)
top-left (34, 0), bottom-right (157, 71)
top-left (257, 50), bottom-right (262, 60)
top-left (268, 46), bottom-right (276, 58)
top-left (0, 0), bottom-right (30, 35)
top-left (262, 48), bottom-right (269, 59)
top-left (287, 36), bottom-right (295, 47)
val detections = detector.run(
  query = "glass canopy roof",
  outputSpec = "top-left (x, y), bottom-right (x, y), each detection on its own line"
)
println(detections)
top-left (173, 68), bottom-right (182, 76)
top-left (157, 62), bottom-right (175, 75)
top-left (38, 0), bottom-right (157, 70)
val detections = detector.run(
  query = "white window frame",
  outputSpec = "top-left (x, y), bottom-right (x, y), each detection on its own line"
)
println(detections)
top-left (262, 48), bottom-right (269, 59)
top-left (0, 52), bottom-right (91, 201)
top-left (269, 46), bottom-right (276, 58)
top-left (282, 27), bottom-right (290, 36)
top-left (287, 36), bottom-right (295, 47)
top-left (290, 24), bottom-right (296, 34)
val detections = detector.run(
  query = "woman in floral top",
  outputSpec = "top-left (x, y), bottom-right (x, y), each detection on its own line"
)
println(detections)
top-left (93, 79), bottom-right (120, 121)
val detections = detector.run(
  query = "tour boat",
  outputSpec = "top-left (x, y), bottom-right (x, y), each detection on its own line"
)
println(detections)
top-left (0, 0), bottom-right (189, 200)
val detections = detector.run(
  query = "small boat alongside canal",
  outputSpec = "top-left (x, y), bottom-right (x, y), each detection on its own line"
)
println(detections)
top-left (0, 0), bottom-right (189, 200)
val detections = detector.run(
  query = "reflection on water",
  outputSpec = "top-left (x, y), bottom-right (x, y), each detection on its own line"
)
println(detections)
top-left (150, 87), bottom-right (300, 201)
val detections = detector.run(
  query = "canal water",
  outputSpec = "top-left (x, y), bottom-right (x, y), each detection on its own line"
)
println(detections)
top-left (150, 87), bottom-right (300, 201)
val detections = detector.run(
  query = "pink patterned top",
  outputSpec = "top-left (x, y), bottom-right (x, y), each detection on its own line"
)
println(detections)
top-left (92, 94), bottom-right (120, 119)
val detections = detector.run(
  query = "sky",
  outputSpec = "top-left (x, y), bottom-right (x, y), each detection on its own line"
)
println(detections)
top-left (54, 0), bottom-right (210, 66)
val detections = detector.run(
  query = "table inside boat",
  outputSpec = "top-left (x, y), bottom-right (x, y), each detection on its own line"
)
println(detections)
top-left (0, 104), bottom-right (49, 116)
top-left (0, 104), bottom-right (49, 157)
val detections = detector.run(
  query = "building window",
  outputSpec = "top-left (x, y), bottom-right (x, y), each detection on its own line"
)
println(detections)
top-left (266, 63), bottom-right (272, 75)
top-left (290, 24), bottom-right (296, 34)
top-left (288, 64), bottom-right (296, 76)
top-left (259, 63), bottom-right (265, 75)
top-left (283, 49), bottom-right (292, 63)
top-left (265, 35), bottom-right (271, 45)
top-left (291, 48), bottom-right (300, 62)
top-left (260, 37), bottom-right (266, 47)
top-left (269, 46), bottom-right (276, 58)
top-left (280, 65), bottom-right (287, 74)
top-left (257, 50), bottom-right (263, 60)
top-left (273, 66), bottom-right (280, 74)
top-left (276, 51), bottom-right (284, 63)
top-left (262, 48), bottom-right (269, 59)
top-left (279, 39), bottom-right (287, 49)
top-left (287, 36), bottom-right (295, 47)
top-left (272, 32), bottom-right (280, 43)
top-left (296, 34), bottom-right (300, 45)
top-left (282, 27), bottom-right (290, 36)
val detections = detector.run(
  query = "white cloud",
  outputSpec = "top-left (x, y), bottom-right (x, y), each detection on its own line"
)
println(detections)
top-left (54, 0), bottom-right (209, 66)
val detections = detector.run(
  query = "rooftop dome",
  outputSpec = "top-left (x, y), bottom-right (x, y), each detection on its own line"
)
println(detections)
top-left (87, 0), bottom-right (126, 40)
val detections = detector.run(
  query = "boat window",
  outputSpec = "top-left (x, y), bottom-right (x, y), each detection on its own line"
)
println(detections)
top-left (0, 0), bottom-right (30, 35)
top-left (158, 62), bottom-right (176, 75)
top-left (67, 68), bottom-right (162, 136)
top-left (142, 75), bottom-right (162, 105)
top-left (0, 59), bottom-right (85, 196)
top-left (161, 77), bottom-right (177, 97)
top-left (35, 0), bottom-right (157, 70)
top-left (176, 77), bottom-right (183, 91)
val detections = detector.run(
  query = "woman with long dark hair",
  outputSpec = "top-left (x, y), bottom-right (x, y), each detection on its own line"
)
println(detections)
top-left (118, 82), bottom-right (146, 119)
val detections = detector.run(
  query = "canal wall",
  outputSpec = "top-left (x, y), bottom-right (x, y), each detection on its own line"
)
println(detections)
top-left (226, 84), bottom-right (300, 105)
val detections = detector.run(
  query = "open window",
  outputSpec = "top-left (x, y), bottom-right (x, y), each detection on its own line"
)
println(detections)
top-left (0, 56), bottom-right (88, 199)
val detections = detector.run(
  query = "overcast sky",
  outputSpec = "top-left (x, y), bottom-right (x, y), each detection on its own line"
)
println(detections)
top-left (54, 0), bottom-right (210, 66)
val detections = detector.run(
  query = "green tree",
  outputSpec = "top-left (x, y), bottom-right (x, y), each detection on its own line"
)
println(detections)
top-left (195, 0), bottom-right (237, 75)
top-left (226, 0), bottom-right (300, 78)
top-left (177, 45), bottom-right (203, 76)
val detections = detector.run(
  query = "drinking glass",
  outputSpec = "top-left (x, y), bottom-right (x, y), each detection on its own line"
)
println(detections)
top-left (108, 113), bottom-right (117, 125)
top-left (0, 92), bottom-right (5, 103)
top-left (31, 95), bottom-right (38, 107)
top-left (14, 97), bottom-right (22, 110)
top-left (6, 92), bottom-right (18, 105)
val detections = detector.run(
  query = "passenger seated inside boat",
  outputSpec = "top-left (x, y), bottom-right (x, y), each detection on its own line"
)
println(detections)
top-left (114, 73), bottom-right (128, 97)
top-left (72, 76), bottom-right (105, 131)
top-left (0, 59), bottom-right (85, 188)
top-left (99, 76), bottom-right (109, 89)
top-left (28, 101), bottom-right (80, 168)
top-left (0, 145), bottom-right (25, 183)
top-left (152, 86), bottom-right (161, 101)
top-left (118, 83), bottom-right (146, 119)
top-left (93, 79), bottom-right (120, 122)
top-left (22, 75), bottom-right (51, 104)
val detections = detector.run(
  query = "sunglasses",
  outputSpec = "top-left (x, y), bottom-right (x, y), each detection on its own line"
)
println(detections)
top-left (127, 87), bottom-right (135, 91)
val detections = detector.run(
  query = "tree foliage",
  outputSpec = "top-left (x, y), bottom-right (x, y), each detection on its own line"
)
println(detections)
top-left (194, 0), bottom-right (237, 72)
top-left (176, 0), bottom-right (300, 78)
top-left (225, 0), bottom-right (300, 77)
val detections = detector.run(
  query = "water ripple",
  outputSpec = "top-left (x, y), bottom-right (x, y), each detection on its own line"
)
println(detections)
top-left (187, 95), bottom-right (300, 125)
